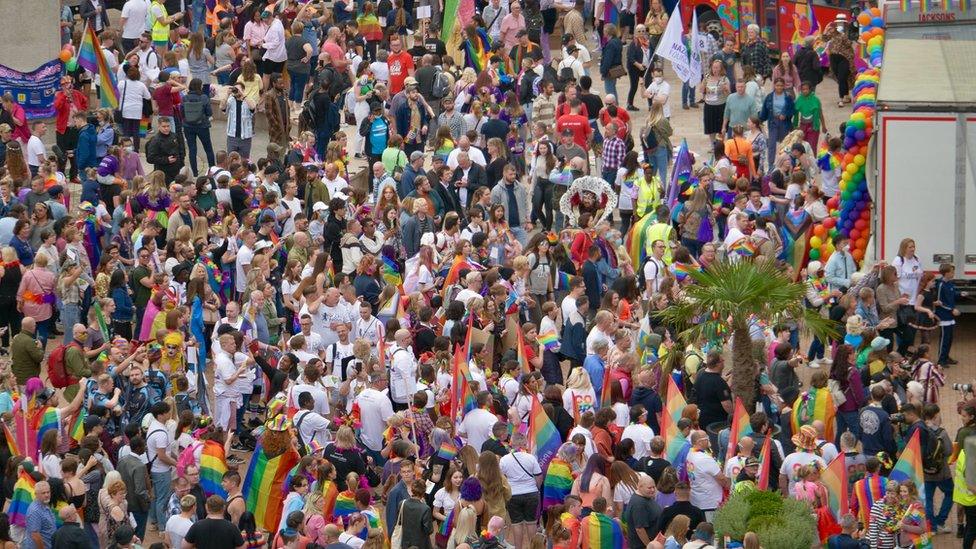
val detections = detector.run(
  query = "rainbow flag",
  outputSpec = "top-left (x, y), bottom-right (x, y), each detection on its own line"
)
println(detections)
top-left (757, 435), bottom-right (772, 490)
top-left (333, 490), bottom-right (357, 521)
top-left (2, 422), bottom-right (20, 456)
top-left (70, 410), bottom-right (86, 444)
top-left (504, 288), bottom-right (520, 315)
top-left (554, 270), bottom-right (572, 291)
top-left (436, 441), bottom-right (458, 461)
top-left (889, 429), bottom-right (925, 507)
top-left (900, 0), bottom-right (911, 10)
top-left (448, 343), bottom-right (478, 423)
top-left (821, 455), bottom-right (849, 519)
top-left (580, 511), bottom-right (624, 549)
top-left (380, 253), bottom-right (401, 287)
top-left (538, 330), bottom-right (559, 351)
top-left (725, 397), bottom-right (753, 464)
top-left (200, 440), bottom-right (229, 499)
top-left (34, 407), bottom-right (59, 457)
top-left (791, 387), bottom-right (836, 446)
top-left (853, 474), bottom-right (887, 527)
top-left (661, 376), bottom-right (686, 445)
top-left (665, 140), bottom-right (693, 209)
top-left (919, 0), bottom-right (931, 11)
top-left (440, 256), bottom-right (473, 299)
top-left (528, 396), bottom-right (562, 470)
top-left (961, 0), bottom-right (971, 11)
top-left (321, 479), bottom-right (339, 522)
top-left (77, 24), bottom-right (119, 108)
top-left (669, 436), bottom-right (692, 481)
top-left (8, 471), bottom-right (36, 527)
top-left (542, 458), bottom-right (575, 510)
top-left (439, 507), bottom-right (456, 537)
top-left (357, 13), bottom-right (384, 41)
top-left (599, 366), bottom-right (612, 409)
top-left (460, 27), bottom-right (491, 72)
top-left (670, 261), bottom-right (700, 282)
top-left (516, 326), bottom-right (531, 374)
top-left (728, 237), bottom-right (759, 257)
top-left (242, 446), bottom-right (301, 533)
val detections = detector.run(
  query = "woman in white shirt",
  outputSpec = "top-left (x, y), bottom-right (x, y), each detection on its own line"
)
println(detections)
top-left (891, 238), bottom-right (922, 301)
top-left (562, 366), bottom-right (597, 420)
top-left (610, 460), bottom-right (640, 517)
top-left (433, 465), bottom-right (463, 524)
top-left (117, 64), bottom-right (152, 151)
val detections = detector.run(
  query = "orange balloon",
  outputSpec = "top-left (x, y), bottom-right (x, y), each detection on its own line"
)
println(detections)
top-left (871, 7), bottom-right (882, 16)
top-left (820, 245), bottom-right (830, 256)
top-left (852, 248), bottom-right (865, 261)
top-left (59, 49), bottom-right (72, 63)
top-left (857, 13), bottom-right (872, 25)
top-left (813, 225), bottom-right (826, 237)
top-left (856, 238), bottom-right (867, 249)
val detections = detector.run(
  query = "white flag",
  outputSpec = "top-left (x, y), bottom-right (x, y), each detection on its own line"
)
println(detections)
top-left (688, 10), bottom-right (703, 88)
top-left (653, 4), bottom-right (692, 83)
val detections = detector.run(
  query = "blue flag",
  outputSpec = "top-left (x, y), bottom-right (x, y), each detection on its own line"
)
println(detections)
top-left (666, 139), bottom-right (693, 209)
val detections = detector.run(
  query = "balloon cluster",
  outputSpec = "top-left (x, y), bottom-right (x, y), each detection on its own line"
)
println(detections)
top-left (807, 9), bottom-right (885, 265)
top-left (59, 44), bottom-right (78, 72)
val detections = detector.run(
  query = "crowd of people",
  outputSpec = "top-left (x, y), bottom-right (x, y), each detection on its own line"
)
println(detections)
top-left (0, 0), bottom-right (968, 548)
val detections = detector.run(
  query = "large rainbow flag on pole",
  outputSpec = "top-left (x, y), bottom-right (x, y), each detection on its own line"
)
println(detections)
top-left (528, 397), bottom-right (562, 471)
top-left (821, 455), bottom-right (849, 519)
top-left (725, 397), bottom-right (754, 463)
top-left (242, 446), bottom-right (301, 533)
top-left (889, 429), bottom-right (925, 506)
top-left (756, 435), bottom-right (772, 490)
top-left (77, 24), bottom-right (119, 108)
top-left (442, 0), bottom-right (477, 65)
top-left (449, 343), bottom-right (477, 424)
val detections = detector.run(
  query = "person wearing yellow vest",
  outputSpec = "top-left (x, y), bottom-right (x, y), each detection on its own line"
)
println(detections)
top-left (635, 168), bottom-right (664, 220)
top-left (955, 448), bottom-right (976, 547)
top-left (149, 0), bottom-right (183, 52)
top-left (643, 204), bottom-right (675, 265)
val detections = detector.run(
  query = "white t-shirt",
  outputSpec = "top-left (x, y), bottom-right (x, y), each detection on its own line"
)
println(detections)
top-left (325, 340), bottom-right (356, 380)
top-left (568, 425), bottom-right (596, 458)
top-left (339, 532), bottom-right (365, 548)
top-left (324, 176), bottom-right (349, 197)
top-left (687, 450), bottom-right (723, 510)
top-left (643, 257), bottom-right (665, 296)
top-left (560, 295), bottom-right (578, 325)
top-left (235, 244), bottom-right (254, 293)
top-left (645, 79), bottom-right (672, 118)
top-left (613, 402), bottom-right (630, 428)
top-left (146, 419), bottom-right (173, 474)
top-left (779, 451), bottom-right (827, 495)
top-left (277, 197), bottom-right (302, 236)
top-left (355, 388), bottom-right (395, 452)
top-left (26, 136), bottom-right (46, 167)
top-left (500, 452), bottom-right (542, 495)
top-left (41, 453), bottom-right (62, 479)
top-left (454, 288), bottom-right (481, 309)
top-left (613, 481), bottom-right (636, 505)
top-left (563, 387), bottom-right (597, 420)
top-left (447, 147), bottom-right (487, 169)
top-left (621, 423), bottom-right (655, 459)
top-left (557, 57), bottom-right (584, 80)
top-left (165, 514), bottom-right (193, 549)
top-left (353, 316), bottom-right (384, 354)
top-left (118, 78), bottom-right (152, 120)
top-left (289, 382), bottom-right (330, 416)
top-left (460, 408), bottom-right (498, 454)
top-left (390, 346), bottom-right (418, 404)
top-left (433, 488), bottom-right (459, 515)
top-left (121, 0), bottom-right (150, 39)
top-left (293, 409), bottom-right (331, 450)
top-left (585, 327), bottom-right (611, 355)
top-left (213, 350), bottom-right (240, 396)
top-left (309, 302), bottom-right (351, 348)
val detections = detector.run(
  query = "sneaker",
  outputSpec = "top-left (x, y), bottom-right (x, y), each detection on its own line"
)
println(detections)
top-left (231, 440), bottom-right (247, 451)
top-left (946, 357), bottom-right (959, 365)
top-left (807, 360), bottom-right (821, 369)
top-left (228, 455), bottom-right (246, 466)
top-left (690, 103), bottom-right (700, 109)
top-left (626, 105), bottom-right (639, 111)
top-left (682, 104), bottom-right (689, 110)
top-left (936, 525), bottom-right (953, 535)
top-left (821, 358), bottom-right (833, 365)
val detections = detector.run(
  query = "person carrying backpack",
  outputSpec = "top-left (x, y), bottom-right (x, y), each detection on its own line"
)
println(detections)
top-left (51, 324), bottom-right (93, 401)
top-left (182, 77), bottom-right (214, 177)
top-left (921, 403), bottom-right (954, 534)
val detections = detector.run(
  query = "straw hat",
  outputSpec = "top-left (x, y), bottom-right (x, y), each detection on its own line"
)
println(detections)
top-left (791, 425), bottom-right (819, 451)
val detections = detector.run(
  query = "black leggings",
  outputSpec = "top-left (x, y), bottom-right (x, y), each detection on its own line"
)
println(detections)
top-left (830, 54), bottom-right (851, 99)
top-left (627, 68), bottom-right (642, 107)
top-left (964, 504), bottom-right (976, 549)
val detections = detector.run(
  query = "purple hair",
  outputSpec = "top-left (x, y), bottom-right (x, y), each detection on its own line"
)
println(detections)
top-left (460, 476), bottom-right (483, 501)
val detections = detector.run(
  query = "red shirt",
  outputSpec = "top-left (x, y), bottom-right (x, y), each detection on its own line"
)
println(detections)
top-left (599, 107), bottom-right (630, 140)
top-left (555, 101), bottom-right (588, 119)
top-left (387, 50), bottom-right (415, 95)
top-left (152, 84), bottom-right (181, 117)
top-left (9, 103), bottom-right (29, 143)
top-left (53, 90), bottom-right (89, 134)
top-left (556, 113), bottom-right (592, 149)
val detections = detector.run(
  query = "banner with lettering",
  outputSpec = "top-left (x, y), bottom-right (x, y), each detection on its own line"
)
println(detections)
top-left (0, 61), bottom-right (61, 119)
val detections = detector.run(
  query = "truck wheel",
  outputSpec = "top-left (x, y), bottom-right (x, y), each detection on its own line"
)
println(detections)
top-left (697, 9), bottom-right (724, 36)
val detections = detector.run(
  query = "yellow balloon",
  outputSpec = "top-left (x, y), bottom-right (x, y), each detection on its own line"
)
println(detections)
top-left (810, 236), bottom-right (823, 249)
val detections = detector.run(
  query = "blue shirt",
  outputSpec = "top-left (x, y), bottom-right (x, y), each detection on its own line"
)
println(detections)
top-left (23, 500), bottom-right (56, 549)
top-left (370, 117), bottom-right (389, 154)
top-left (583, 354), bottom-right (606, 397)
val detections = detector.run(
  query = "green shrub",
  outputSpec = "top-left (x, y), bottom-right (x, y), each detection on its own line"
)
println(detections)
top-left (713, 492), bottom-right (750, 541)
top-left (714, 490), bottom-right (817, 549)
top-left (745, 490), bottom-right (784, 520)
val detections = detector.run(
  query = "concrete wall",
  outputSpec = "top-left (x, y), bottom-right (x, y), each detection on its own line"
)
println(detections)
top-left (0, 1), bottom-right (62, 72)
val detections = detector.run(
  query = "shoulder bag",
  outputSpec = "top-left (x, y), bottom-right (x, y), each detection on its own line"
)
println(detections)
top-left (390, 500), bottom-right (406, 549)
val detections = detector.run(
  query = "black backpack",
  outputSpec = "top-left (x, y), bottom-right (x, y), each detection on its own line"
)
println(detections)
top-left (182, 92), bottom-right (208, 126)
top-left (922, 425), bottom-right (947, 475)
top-left (298, 93), bottom-right (321, 133)
top-left (555, 66), bottom-right (575, 93)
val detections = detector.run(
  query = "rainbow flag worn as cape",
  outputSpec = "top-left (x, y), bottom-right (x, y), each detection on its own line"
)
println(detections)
top-left (321, 479), bottom-right (339, 522)
top-left (242, 446), bottom-right (301, 533)
top-left (821, 455), bottom-right (849, 519)
top-left (757, 435), bottom-right (773, 490)
top-left (542, 458), bottom-right (575, 510)
top-left (791, 387), bottom-right (836, 444)
top-left (538, 330), bottom-right (559, 351)
top-left (440, 256), bottom-right (474, 300)
top-left (726, 397), bottom-right (754, 463)
top-left (9, 471), bottom-right (36, 527)
top-left (357, 13), bottom-right (384, 41)
top-left (34, 407), bottom-right (59, 458)
top-left (528, 396), bottom-right (562, 470)
top-left (580, 511), bottom-right (624, 549)
top-left (333, 490), bottom-right (357, 521)
top-left (200, 440), bottom-right (229, 499)
top-left (460, 27), bottom-right (491, 73)
top-left (889, 429), bottom-right (925, 507)
top-left (853, 474), bottom-right (886, 527)
top-left (77, 24), bottom-right (119, 108)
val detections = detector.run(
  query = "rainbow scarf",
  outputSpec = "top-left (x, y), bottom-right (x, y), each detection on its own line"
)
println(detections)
top-left (538, 330), bottom-right (559, 351)
top-left (9, 471), bottom-right (36, 527)
top-left (791, 387), bottom-right (836, 445)
top-left (242, 446), bottom-right (300, 533)
top-left (462, 28), bottom-right (492, 73)
top-left (853, 474), bottom-right (887, 526)
top-left (33, 407), bottom-right (59, 458)
top-left (321, 479), bottom-right (340, 522)
top-left (200, 440), bottom-right (229, 499)
top-left (890, 429), bottom-right (926, 507)
top-left (333, 490), bottom-right (357, 521)
top-left (542, 458), bottom-right (574, 510)
top-left (581, 512), bottom-right (623, 549)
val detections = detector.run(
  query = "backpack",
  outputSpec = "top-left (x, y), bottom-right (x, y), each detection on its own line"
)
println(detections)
top-left (176, 441), bottom-right (203, 478)
top-left (637, 255), bottom-right (659, 293)
top-left (298, 94), bottom-right (320, 133)
top-left (47, 342), bottom-right (80, 389)
top-left (432, 67), bottom-right (451, 99)
top-left (555, 66), bottom-right (575, 93)
top-left (922, 426), bottom-right (946, 475)
top-left (182, 92), bottom-right (208, 126)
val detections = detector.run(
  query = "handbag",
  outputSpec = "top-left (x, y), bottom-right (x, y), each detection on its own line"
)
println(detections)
top-left (390, 500), bottom-right (406, 549)
top-left (608, 64), bottom-right (627, 79)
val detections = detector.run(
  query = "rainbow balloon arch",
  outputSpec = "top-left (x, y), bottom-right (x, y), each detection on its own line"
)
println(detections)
top-left (808, 9), bottom-right (886, 266)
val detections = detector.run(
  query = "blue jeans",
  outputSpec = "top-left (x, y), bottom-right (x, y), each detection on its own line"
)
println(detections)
top-left (511, 226), bottom-right (529, 248)
top-left (150, 470), bottom-right (172, 528)
top-left (682, 83), bottom-right (695, 107)
top-left (604, 77), bottom-right (617, 98)
top-left (61, 303), bottom-right (80, 344)
top-left (807, 336), bottom-right (826, 360)
top-left (315, 126), bottom-right (332, 160)
top-left (184, 125), bottom-right (215, 176)
top-left (650, 145), bottom-right (670, 185)
top-left (924, 477), bottom-right (954, 528)
top-left (131, 510), bottom-right (148, 539)
top-left (36, 317), bottom-right (51, 349)
top-left (191, 0), bottom-right (207, 35)
top-left (289, 72), bottom-right (310, 103)
top-left (836, 410), bottom-right (860, 445)
top-left (768, 118), bottom-right (792, 165)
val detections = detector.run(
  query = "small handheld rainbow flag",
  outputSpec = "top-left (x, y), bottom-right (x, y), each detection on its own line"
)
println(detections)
top-left (821, 455), bottom-right (849, 519)
top-left (439, 507), bottom-right (456, 538)
top-left (725, 397), bottom-right (754, 464)
top-left (448, 343), bottom-right (477, 424)
top-left (436, 441), bottom-right (458, 461)
top-left (8, 471), bottom-right (36, 527)
top-left (554, 270), bottom-right (572, 291)
top-left (728, 237), bottom-right (758, 257)
top-left (756, 435), bottom-right (772, 490)
top-left (1, 422), bottom-right (20, 456)
top-left (528, 397), bottom-right (562, 470)
top-left (661, 376), bottom-right (687, 444)
top-left (70, 410), bottom-right (86, 444)
top-left (538, 330), bottom-right (559, 351)
top-left (380, 253), bottom-right (401, 287)
top-left (889, 429), bottom-right (925, 507)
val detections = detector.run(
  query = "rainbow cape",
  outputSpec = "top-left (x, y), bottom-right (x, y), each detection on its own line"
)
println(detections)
top-left (853, 474), bottom-right (886, 526)
top-left (77, 24), bottom-right (119, 108)
top-left (321, 479), bottom-right (339, 522)
top-left (242, 445), bottom-right (301, 533)
top-left (528, 396), bottom-right (561, 470)
top-left (334, 490), bottom-right (357, 521)
top-left (357, 13), bottom-right (384, 41)
top-left (725, 397), bottom-right (754, 464)
top-left (581, 512), bottom-right (624, 549)
top-left (460, 28), bottom-right (491, 73)
top-left (791, 387), bottom-right (836, 445)
top-left (538, 330), bottom-right (559, 351)
top-left (889, 429), bottom-right (925, 507)
top-left (9, 471), bottom-right (36, 527)
top-left (33, 407), bottom-right (59, 458)
top-left (542, 458), bottom-right (574, 510)
top-left (200, 440), bottom-right (229, 499)
top-left (821, 455), bottom-right (849, 519)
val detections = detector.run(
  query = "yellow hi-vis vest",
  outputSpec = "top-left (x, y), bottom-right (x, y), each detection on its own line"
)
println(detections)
top-left (955, 450), bottom-right (976, 506)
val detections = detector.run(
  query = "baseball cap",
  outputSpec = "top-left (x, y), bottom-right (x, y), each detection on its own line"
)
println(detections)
top-left (312, 201), bottom-right (328, 213)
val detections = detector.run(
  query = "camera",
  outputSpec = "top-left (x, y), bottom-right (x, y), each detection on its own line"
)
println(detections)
top-left (953, 383), bottom-right (974, 393)
top-left (890, 413), bottom-right (906, 423)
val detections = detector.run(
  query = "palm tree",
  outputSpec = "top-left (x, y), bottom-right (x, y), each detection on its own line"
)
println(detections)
top-left (658, 259), bottom-right (837, 409)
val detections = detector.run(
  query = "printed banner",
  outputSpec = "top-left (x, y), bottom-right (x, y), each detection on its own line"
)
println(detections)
top-left (0, 60), bottom-right (61, 120)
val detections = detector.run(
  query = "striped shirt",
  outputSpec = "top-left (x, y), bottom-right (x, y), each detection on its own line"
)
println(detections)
top-left (224, 96), bottom-right (255, 140)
